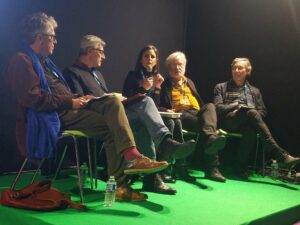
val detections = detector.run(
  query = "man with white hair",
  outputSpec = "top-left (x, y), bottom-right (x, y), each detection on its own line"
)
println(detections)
top-left (157, 51), bottom-right (227, 183)
top-left (214, 58), bottom-right (299, 178)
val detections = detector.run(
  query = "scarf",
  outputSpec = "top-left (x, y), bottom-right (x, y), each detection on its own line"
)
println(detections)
top-left (22, 45), bottom-right (61, 159)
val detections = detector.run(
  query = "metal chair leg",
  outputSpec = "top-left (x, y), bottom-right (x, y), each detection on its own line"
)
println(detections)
top-left (253, 134), bottom-right (260, 174)
top-left (53, 145), bottom-right (68, 180)
top-left (262, 146), bottom-right (265, 177)
top-left (10, 158), bottom-right (28, 190)
top-left (71, 135), bottom-right (84, 204)
top-left (93, 139), bottom-right (97, 189)
top-left (31, 158), bottom-right (45, 184)
top-left (86, 138), bottom-right (94, 189)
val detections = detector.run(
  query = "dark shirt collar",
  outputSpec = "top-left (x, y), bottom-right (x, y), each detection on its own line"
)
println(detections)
top-left (228, 79), bottom-right (248, 88)
top-left (73, 60), bottom-right (97, 73)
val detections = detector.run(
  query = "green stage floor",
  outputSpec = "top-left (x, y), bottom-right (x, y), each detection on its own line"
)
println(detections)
top-left (0, 171), bottom-right (300, 225)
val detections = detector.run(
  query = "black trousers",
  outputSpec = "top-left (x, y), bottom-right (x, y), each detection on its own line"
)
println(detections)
top-left (177, 103), bottom-right (220, 170)
top-left (222, 108), bottom-right (285, 170)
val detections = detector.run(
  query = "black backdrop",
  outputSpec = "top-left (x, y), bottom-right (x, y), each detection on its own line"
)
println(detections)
top-left (0, 0), bottom-right (188, 172)
top-left (0, 0), bottom-right (299, 173)
top-left (186, 0), bottom-right (300, 158)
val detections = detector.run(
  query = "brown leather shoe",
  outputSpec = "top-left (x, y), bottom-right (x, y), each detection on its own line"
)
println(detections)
top-left (124, 155), bottom-right (169, 175)
top-left (116, 184), bottom-right (148, 202)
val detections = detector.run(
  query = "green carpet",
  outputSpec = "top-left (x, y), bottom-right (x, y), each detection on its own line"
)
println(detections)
top-left (0, 171), bottom-right (299, 225)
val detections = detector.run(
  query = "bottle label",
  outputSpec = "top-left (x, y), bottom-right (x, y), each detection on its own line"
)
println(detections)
top-left (106, 183), bottom-right (117, 192)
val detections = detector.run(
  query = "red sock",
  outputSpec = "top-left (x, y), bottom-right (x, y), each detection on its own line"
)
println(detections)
top-left (123, 146), bottom-right (142, 161)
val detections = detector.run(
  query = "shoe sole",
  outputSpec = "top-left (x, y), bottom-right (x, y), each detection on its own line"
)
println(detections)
top-left (123, 164), bottom-right (169, 175)
top-left (142, 187), bottom-right (177, 195)
top-left (204, 136), bottom-right (226, 155)
top-left (173, 140), bottom-right (197, 160)
top-left (205, 176), bottom-right (226, 182)
top-left (116, 196), bottom-right (148, 202)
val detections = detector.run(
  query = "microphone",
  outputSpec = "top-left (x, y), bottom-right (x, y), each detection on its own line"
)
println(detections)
top-left (145, 65), bottom-right (154, 78)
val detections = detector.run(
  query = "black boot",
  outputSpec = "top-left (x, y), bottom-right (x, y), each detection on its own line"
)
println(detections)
top-left (174, 162), bottom-right (196, 182)
top-left (205, 167), bottom-right (226, 182)
top-left (204, 135), bottom-right (226, 155)
top-left (158, 137), bottom-right (196, 161)
top-left (160, 165), bottom-right (176, 183)
top-left (143, 173), bottom-right (177, 195)
top-left (234, 163), bottom-right (250, 180)
top-left (161, 173), bottom-right (176, 183)
top-left (276, 152), bottom-right (300, 168)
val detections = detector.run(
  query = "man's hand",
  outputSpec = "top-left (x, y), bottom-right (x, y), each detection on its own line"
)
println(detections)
top-left (119, 95), bottom-right (127, 102)
top-left (167, 109), bottom-right (176, 113)
top-left (230, 102), bottom-right (240, 114)
top-left (80, 95), bottom-right (95, 102)
top-left (72, 96), bottom-right (94, 109)
top-left (154, 73), bottom-right (164, 88)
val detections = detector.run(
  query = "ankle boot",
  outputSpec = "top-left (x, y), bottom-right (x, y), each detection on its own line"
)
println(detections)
top-left (160, 165), bottom-right (176, 183)
top-left (158, 137), bottom-right (196, 161)
top-left (205, 167), bottom-right (226, 182)
top-left (174, 163), bottom-right (196, 182)
top-left (143, 173), bottom-right (176, 195)
top-left (276, 152), bottom-right (300, 168)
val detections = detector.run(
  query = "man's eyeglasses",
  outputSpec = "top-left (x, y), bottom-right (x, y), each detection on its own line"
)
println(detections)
top-left (93, 48), bottom-right (105, 55)
top-left (41, 33), bottom-right (57, 42)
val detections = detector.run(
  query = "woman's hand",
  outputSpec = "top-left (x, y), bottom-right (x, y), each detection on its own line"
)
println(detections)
top-left (142, 77), bottom-right (154, 90)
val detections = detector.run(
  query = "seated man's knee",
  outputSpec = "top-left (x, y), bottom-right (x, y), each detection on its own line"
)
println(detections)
top-left (108, 94), bottom-right (122, 105)
top-left (174, 118), bottom-right (182, 127)
top-left (203, 103), bottom-right (216, 112)
top-left (246, 109), bottom-right (260, 119)
top-left (246, 109), bottom-right (263, 123)
top-left (163, 118), bottom-right (175, 130)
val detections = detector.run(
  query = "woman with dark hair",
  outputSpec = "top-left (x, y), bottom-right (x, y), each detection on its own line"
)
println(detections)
top-left (123, 45), bottom-right (162, 100)
top-left (123, 45), bottom-right (196, 184)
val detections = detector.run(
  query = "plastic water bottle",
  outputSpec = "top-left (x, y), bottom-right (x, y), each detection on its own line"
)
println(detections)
top-left (80, 162), bottom-right (89, 188)
top-left (104, 176), bottom-right (117, 207)
top-left (270, 160), bottom-right (279, 179)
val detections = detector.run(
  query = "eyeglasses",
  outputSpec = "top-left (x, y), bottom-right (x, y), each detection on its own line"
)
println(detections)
top-left (93, 48), bottom-right (105, 55)
top-left (169, 63), bottom-right (185, 69)
top-left (41, 33), bottom-right (57, 42)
